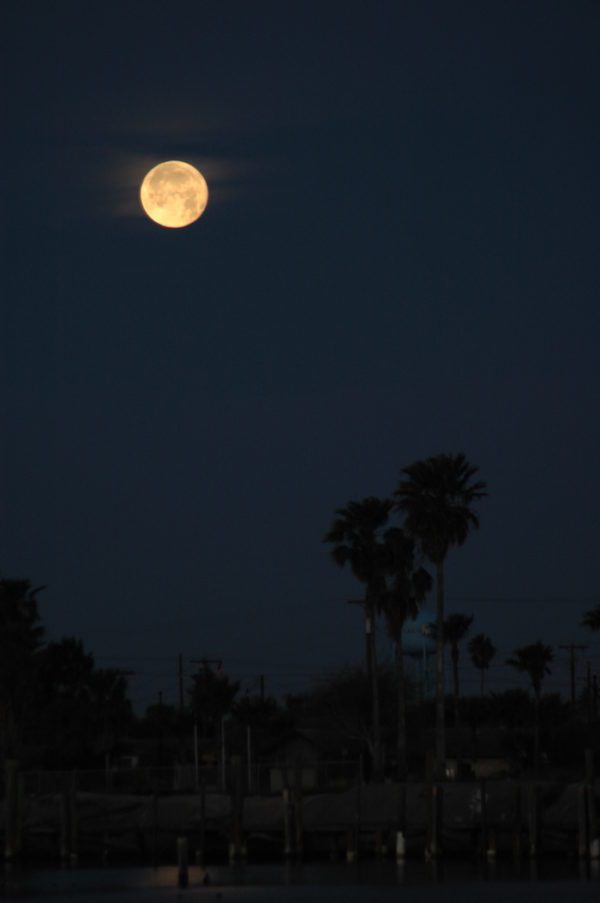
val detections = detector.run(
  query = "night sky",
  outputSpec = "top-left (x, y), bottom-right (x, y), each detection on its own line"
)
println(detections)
top-left (2, 1), bottom-right (599, 711)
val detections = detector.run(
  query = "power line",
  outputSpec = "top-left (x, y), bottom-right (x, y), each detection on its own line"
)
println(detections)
top-left (447, 595), bottom-right (599, 605)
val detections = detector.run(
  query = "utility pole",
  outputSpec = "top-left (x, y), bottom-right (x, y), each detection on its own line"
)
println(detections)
top-left (189, 658), bottom-right (223, 728)
top-left (157, 690), bottom-right (163, 767)
top-left (178, 654), bottom-right (184, 712)
top-left (178, 654), bottom-right (185, 765)
top-left (190, 658), bottom-right (224, 787)
top-left (559, 644), bottom-right (587, 708)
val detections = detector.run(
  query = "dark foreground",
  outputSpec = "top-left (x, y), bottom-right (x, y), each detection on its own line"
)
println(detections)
top-left (2, 861), bottom-right (600, 901)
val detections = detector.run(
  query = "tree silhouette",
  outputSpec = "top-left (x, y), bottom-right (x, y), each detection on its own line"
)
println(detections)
top-left (0, 578), bottom-right (45, 757)
top-left (36, 637), bottom-right (95, 765)
top-left (394, 453), bottom-right (486, 775)
top-left (289, 664), bottom-right (397, 780)
top-left (443, 613), bottom-right (473, 722)
top-left (232, 694), bottom-right (291, 735)
top-left (324, 497), bottom-right (392, 780)
top-left (188, 664), bottom-right (240, 739)
top-left (507, 641), bottom-right (554, 772)
top-left (581, 603), bottom-right (600, 632)
top-left (380, 527), bottom-right (431, 777)
top-left (468, 632), bottom-right (496, 695)
top-left (87, 668), bottom-right (134, 764)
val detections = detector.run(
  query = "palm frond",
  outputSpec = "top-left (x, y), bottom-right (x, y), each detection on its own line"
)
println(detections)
top-left (506, 641), bottom-right (553, 694)
top-left (393, 452), bottom-right (487, 562)
top-left (581, 604), bottom-right (600, 632)
top-left (468, 633), bottom-right (496, 670)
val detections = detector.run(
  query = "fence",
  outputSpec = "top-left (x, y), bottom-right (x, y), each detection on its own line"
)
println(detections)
top-left (10, 759), bottom-right (362, 798)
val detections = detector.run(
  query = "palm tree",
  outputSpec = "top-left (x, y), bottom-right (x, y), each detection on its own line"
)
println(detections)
top-left (581, 604), bottom-right (600, 632)
top-left (0, 578), bottom-right (46, 757)
top-left (393, 453), bottom-right (487, 775)
top-left (324, 497), bottom-right (392, 780)
top-left (380, 527), bottom-right (432, 778)
top-left (443, 613), bottom-right (473, 722)
top-left (189, 664), bottom-right (240, 739)
top-left (468, 633), bottom-right (496, 695)
top-left (507, 641), bottom-right (554, 772)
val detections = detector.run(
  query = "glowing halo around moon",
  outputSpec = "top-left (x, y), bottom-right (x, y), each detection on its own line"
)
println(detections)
top-left (140, 160), bottom-right (208, 228)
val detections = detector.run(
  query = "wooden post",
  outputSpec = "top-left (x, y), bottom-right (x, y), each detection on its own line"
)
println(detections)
top-left (282, 788), bottom-right (293, 860)
top-left (59, 787), bottom-right (69, 861)
top-left (396, 829), bottom-right (405, 861)
top-left (346, 827), bottom-right (356, 863)
top-left (58, 774), bottom-right (76, 862)
top-left (229, 755), bottom-right (244, 862)
top-left (294, 784), bottom-right (304, 859)
top-left (69, 772), bottom-right (78, 863)
top-left (512, 782), bottom-right (522, 859)
top-left (578, 784), bottom-right (589, 859)
top-left (427, 784), bottom-right (442, 859)
top-left (480, 780), bottom-right (488, 857)
top-left (347, 760), bottom-right (361, 863)
top-left (177, 836), bottom-right (189, 888)
top-left (434, 784), bottom-right (443, 858)
top-left (15, 772), bottom-right (25, 858)
top-left (528, 784), bottom-right (540, 859)
top-left (328, 834), bottom-right (335, 861)
top-left (424, 751), bottom-right (434, 858)
top-left (4, 760), bottom-right (19, 861)
top-left (152, 789), bottom-right (159, 868)
top-left (585, 748), bottom-right (599, 859)
top-left (246, 724), bottom-right (252, 794)
top-left (585, 747), bottom-right (595, 784)
top-left (396, 783), bottom-right (406, 861)
top-left (196, 777), bottom-right (206, 866)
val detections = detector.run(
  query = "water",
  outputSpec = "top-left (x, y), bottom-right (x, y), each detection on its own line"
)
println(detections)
top-left (2, 861), bottom-right (599, 901)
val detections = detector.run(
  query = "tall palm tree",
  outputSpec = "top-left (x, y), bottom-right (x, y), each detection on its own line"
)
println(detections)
top-left (393, 453), bottom-right (487, 776)
top-left (468, 632), bottom-right (496, 695)
top-left (581, 604), bottom-right (600, 632)
top-left (507, 641), bottom-right (554, 772)
top-left (443, 613), bottom-right (473, 723)
top-left (380, 527), bottom-right (432, 778)
top-left (324, 497), bottom-right (392, 780)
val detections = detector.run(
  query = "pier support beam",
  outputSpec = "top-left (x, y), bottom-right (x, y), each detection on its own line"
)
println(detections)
top-left (4, 761), bottom-right (21, 861)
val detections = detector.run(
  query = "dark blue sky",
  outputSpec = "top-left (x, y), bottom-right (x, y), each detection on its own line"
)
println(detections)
top-left (2, 1), bottom-right (599, 710)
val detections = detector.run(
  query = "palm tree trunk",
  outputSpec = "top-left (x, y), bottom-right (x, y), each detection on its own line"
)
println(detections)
top-left (435, 560), bottom-right (445, 777)
top-left (452, 645), bottom-right (460, 726)
top-left (365, 602), bottom-right (382, 781)
top-left (395, 634), bottom-right (407, 780)
top-left (370, 605), bottom-right (382, 781)
top-left (534, 690), bottom-right (540, 774)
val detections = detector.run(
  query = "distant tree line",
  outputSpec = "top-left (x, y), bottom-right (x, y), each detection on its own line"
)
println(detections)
top-left (0, 578), bottom-right (132, 767)
top-left (2, 443), bottom-right (600, 778)
top-left (0, 579), bottom-right (291, 770)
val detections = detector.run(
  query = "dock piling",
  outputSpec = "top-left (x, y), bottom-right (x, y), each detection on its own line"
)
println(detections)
top-left (177, 836), bottom-right (189, 888)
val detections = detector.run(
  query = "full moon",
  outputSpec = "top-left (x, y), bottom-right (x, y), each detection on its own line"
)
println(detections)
top-left (140, 160), bottom-right (208, 228)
